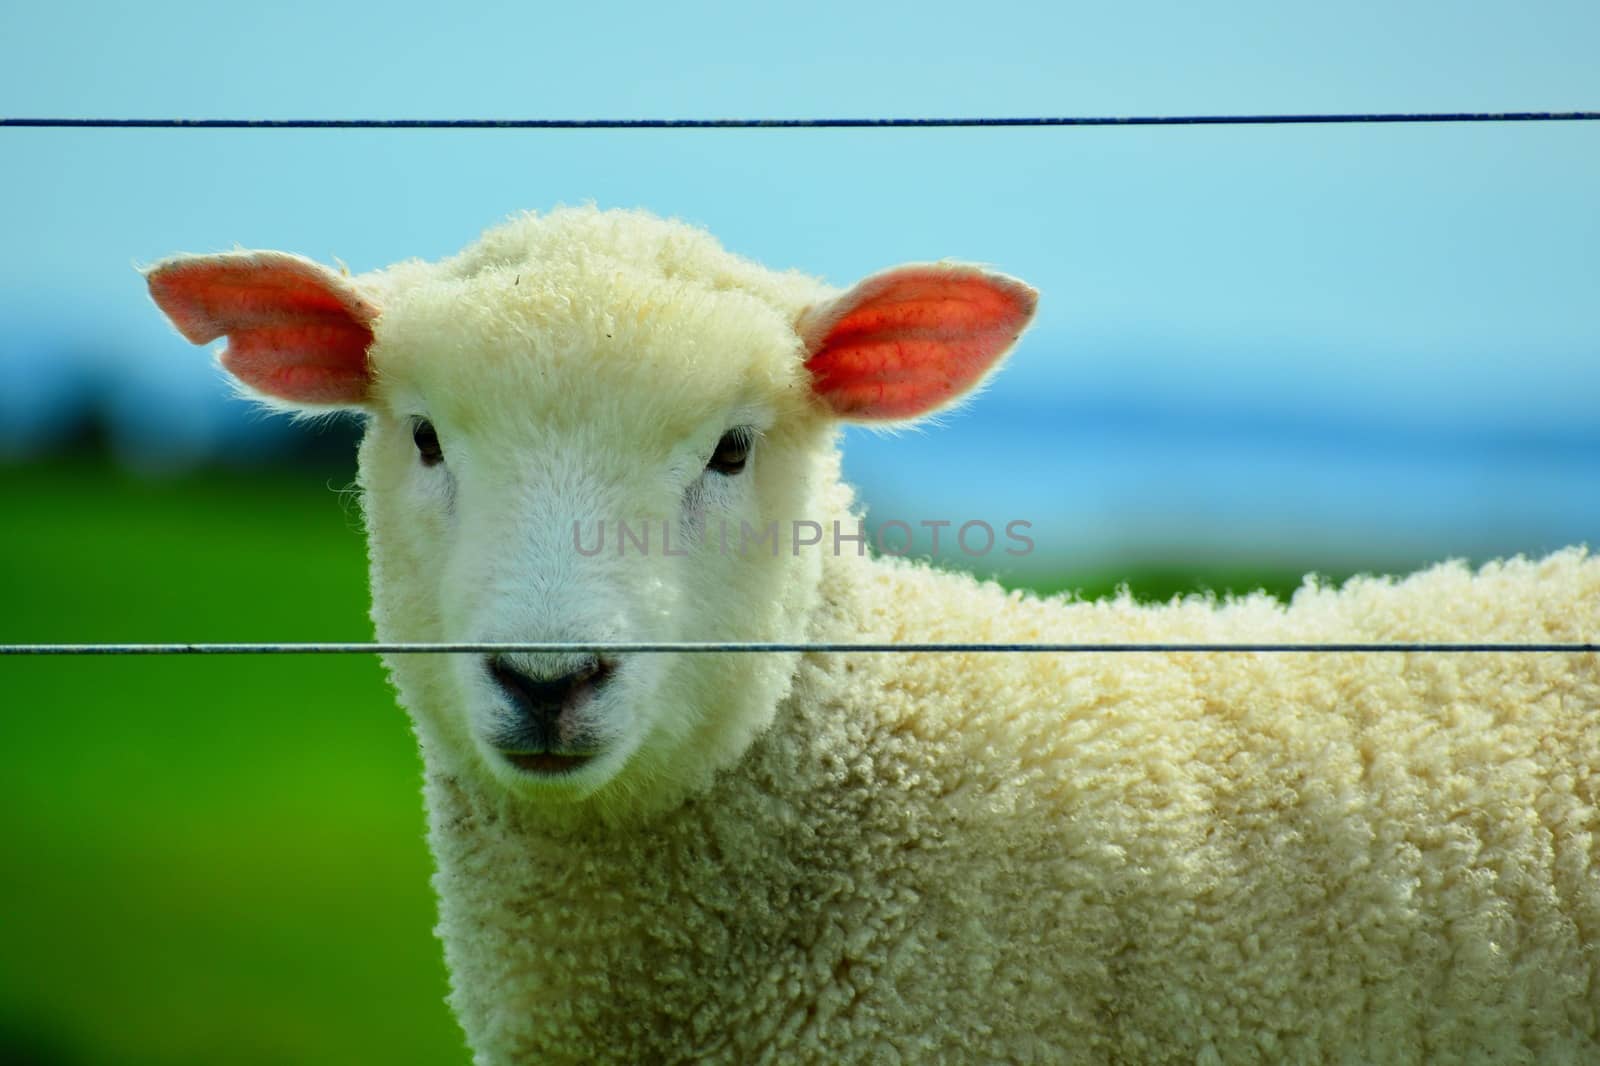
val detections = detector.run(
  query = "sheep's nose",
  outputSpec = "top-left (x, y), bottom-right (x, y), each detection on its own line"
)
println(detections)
top-left (487, 655), bottom-right (613, 735)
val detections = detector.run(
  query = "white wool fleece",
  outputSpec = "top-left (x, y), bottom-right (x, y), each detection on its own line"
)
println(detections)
top-left (144, 206), bottom-right (1600, 1064)
top-left (430, 545), bottom-right (1600, 1065)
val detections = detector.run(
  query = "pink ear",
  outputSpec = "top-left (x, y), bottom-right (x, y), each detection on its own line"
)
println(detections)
top-left (145, 251), bottom-right (378, 407)
top-left (798, 265), bottom-right (1037, 421)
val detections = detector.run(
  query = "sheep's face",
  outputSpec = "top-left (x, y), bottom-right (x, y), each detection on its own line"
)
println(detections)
top-left (355, 254), bottom-right (834, 807)
top-left (144, 207), bottom-right (1035, 815)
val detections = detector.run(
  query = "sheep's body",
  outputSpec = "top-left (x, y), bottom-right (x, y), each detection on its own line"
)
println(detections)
top-left (428, 539), bottom-right (1600, 1064)
top-left (144, 207), bottom-right (1600, 1064)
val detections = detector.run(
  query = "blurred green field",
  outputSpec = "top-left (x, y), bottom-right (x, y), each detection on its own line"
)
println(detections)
top-left (0, 459), bottom-right (1328, 1065)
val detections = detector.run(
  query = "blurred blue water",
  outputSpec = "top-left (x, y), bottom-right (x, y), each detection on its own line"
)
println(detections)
top-left (843, 389), bottom-right (1600, 569)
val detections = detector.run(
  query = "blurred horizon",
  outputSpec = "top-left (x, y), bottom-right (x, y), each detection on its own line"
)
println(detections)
top-left (8, 348), bottom-right (1599, 573)
top-left (7, 301), bottom-right (1596, 570)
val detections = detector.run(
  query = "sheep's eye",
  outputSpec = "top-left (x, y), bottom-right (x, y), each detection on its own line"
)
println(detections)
top-left (707, 429), bottom-right (751, 476)
top-left (412, 419), bottom-right (444, 466)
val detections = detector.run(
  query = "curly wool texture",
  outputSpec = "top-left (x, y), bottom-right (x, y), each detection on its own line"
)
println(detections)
top-left (430, 544), bottom-right (1600, 1064)
top-left (151, 206), bottom-right (1597, 1063)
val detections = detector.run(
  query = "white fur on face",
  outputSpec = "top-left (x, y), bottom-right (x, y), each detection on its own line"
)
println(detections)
top-left (356, 209), bottom-right (836, 813)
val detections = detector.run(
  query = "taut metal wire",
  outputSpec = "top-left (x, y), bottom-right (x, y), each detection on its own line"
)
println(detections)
top-left (3, 112), bottom-right (1599, 131)
top-left (0, 642), bottom-right (1595, 656)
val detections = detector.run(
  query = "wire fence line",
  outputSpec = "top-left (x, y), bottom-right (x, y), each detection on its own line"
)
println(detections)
top-left (4, 105), bottom-right (1593, 661)
top-left (3, 112), bottom-right (1599, 131)
top-left (0, 642), bottom-right (1595, 656)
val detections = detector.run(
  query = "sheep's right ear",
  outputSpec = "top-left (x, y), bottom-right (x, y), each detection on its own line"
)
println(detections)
top-left (145, 251), bottom-right (378, 408)
top-left (797, 264), bottom-right (1037, 423)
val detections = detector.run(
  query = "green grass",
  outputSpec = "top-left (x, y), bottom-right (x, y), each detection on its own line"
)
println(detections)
top-left (0, 460), bottom-right (458, 1066)
top-left (0, 458), bottom-right (1337, 1065)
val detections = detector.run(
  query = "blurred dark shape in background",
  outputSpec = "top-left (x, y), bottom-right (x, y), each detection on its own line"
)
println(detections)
top-left (0, 320), bottom-right (359, 476)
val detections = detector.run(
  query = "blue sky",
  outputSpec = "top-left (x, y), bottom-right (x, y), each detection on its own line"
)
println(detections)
top-left (1, 0), bottom-right (1596, 568)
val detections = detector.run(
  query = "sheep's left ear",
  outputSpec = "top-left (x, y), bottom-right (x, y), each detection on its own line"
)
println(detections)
top-left (145, 251), bottom-right (378, 409)
top-left (797, 264), bottom-right (1037, 422)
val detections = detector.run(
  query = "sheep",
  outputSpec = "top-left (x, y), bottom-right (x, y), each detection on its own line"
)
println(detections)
top-left (145, 205), bottom-right (1600, 1065)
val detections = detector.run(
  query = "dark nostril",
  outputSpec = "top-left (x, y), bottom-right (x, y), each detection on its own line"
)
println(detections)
top-left (486, 656), bottom-right (616, 725)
